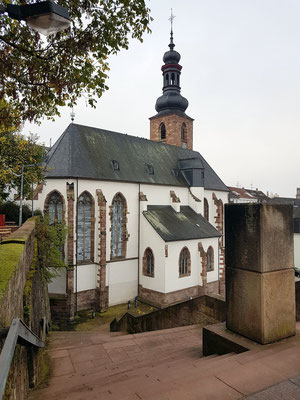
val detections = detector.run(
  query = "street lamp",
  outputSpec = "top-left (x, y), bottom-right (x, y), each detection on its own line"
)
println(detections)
top-left (19, 163), bottom-right (45, 227)
top-left (0, 1), bottom-right (70, 36)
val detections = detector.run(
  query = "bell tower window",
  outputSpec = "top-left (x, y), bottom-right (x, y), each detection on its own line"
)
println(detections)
top-left (160, 123), bottom-right (166, 140)
top-left (171, 72), bottom-right (175, 85)
top-left (181, 123), bottom-right (187, 141)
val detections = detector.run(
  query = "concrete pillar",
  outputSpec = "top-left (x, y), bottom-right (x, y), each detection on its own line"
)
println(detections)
top-left (225, 203), bottom-right (295, 344)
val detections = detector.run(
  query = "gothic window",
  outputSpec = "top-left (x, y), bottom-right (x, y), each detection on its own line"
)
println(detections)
top-left (207, 246), bottom-right (214, 272)
top-left (179, 247), bottom-right (191, 277)
top-left (160, 123), bottom-right (166, 140)
top-left (78, 191), bottom-right (93, 262)
top-left (181, 123), bottom-right (187, 141)
top-left (204, 198), bottom-right (209, 221)
top-left (111, 193), bottom-right (127, 258)
top-left (143, 248), bottom-right (154, 277)
top-left (45, 191), bottom-right (63, 224)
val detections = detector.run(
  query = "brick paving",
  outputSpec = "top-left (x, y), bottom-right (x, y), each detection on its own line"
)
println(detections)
top-left (28, 322), bottom-right (300, 400)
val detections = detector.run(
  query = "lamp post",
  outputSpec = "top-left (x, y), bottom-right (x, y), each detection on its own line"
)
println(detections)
top-left (18, 163), bottom-right (45, 227)
top-left (0, 1), bottom-right (70, 36)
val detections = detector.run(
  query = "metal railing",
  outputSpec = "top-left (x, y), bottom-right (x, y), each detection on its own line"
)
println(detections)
top-left (0, 317), bottom-right (48, 399)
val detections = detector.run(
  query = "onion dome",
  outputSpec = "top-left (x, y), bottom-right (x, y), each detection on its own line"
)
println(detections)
top-left (154, 30), bottom-right (189, 114)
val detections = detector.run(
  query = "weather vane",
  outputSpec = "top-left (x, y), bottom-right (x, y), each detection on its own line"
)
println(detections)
top-left (168, 8), bottom-right (175, 32)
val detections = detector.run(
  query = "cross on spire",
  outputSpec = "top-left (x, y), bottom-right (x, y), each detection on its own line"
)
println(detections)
top-left (168, 9), bottom-right (175, 50)
top-left (169, 8), bottom-right (175, 33)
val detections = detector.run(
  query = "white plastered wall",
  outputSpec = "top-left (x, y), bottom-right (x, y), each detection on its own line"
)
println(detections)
top-left (203, 189), bottom-right (228, 230)
top-left (200, 237), bottom-right (220, 284)
top-left (139, 184), bottom-right (189, 208)
top-left (140, 212), bottom-right (166, 293)
top-left (48, 268), bottom-right (67, 294)
top-left (74, 263), bottom-right (98, 292)
top-left (106, 259), bottom-right (138, 305)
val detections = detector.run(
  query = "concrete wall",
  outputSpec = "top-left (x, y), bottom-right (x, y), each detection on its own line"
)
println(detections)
top-left (111, 294), bottom-right (226, 334)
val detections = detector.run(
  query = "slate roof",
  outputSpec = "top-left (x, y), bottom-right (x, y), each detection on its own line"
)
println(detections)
top-left (45, 123), bottom-right (228, 191)
top-left (143, 206), bottom-right (221, 242)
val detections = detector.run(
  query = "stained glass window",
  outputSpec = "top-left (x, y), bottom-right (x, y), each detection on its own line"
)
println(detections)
top-left (111, 193), bottom-right (125, 258)
top-left (47, 191), bottom-right (63, 224)
top-left (179, 247), bottom-right (190, 276)
top-left (207, 247), bottom-right (214, 272)
top-left (78, 192), bottom-right (92, 262)
top-left (145, 248), bottom-right (154, 276)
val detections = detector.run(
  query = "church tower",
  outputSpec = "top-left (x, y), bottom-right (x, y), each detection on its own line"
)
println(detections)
top-left (150, 22), bottom-right (194, 150)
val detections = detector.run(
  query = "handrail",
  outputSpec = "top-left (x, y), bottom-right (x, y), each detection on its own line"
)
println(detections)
top-left (0, 318), bottom-right (46, 399)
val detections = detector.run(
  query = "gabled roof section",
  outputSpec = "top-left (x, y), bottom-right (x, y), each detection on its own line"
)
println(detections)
top-left (143, 206), bottom-right (221, 242)
top-left (45, 123), bottom-right (228, 191)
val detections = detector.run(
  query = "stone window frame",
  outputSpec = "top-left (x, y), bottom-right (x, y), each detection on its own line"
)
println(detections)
top-left (77, 190), bottom-right (95, 264)
top-left (204, 197), bottom-right (209, 221)
top-left (109, 192), bottom-right (129, 260)
top-left (160, 122), bottom-right (166, 140)
top-left (206, 246), bottom-right (214, 272)
top-left (143, 247), bottom-right (155, 278)
top-left (179, 246), bottom-right (191, 277)
top-left (44, 189), bottom-right (65, 224)
top-left (44, 189), bottom-right (66, 260)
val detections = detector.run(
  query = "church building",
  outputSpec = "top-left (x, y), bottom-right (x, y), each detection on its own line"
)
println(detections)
top-left (33, 30), bottom-right (228, 317)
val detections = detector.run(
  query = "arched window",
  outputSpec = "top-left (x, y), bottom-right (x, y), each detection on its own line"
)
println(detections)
top-left (181, 123), bottom-right (187, 141)
top-left (179, 247), bottom-right (191, 277)
top-left (78, 191), bottom-right (94, 262)
top-left (207, 246), bottom-right (214, 272)
top-left (166, 73), bottom-right (169, 84)
top-left (171, 72), bottom-right (175, 85)
top-left (160, 123), bottom-right (166, 140)
top-left (45, 191), bottom-right (64, 224)
top-left (111, 193), bottom-right (127, 259)
top-left (143, 248), bottom-right (154, 277)
top-left (204, 198), bottom-right (209, 221)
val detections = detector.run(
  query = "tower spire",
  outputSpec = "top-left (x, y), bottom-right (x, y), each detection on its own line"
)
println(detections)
top-left (149, 12), bottom-right (194, 150)
top-left (168, 8), bottom-right (175, 51)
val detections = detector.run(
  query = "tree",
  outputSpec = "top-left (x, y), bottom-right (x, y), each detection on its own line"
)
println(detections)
top-left (35, 215), bottom-right (67, 282)
top-left (0, 130), bottom-right (46, 202)
top-left (0, 0), bottom-right (152, 130)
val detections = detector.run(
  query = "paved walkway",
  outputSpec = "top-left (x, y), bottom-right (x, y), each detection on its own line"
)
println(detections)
top-left (28, 323), bottom-right (300, 400)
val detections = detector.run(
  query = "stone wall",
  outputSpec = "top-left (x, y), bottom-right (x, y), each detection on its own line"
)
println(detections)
top-left (0, 218), bottom-right (51, 400)
top-left (110, 294), bottom-right (225, 334)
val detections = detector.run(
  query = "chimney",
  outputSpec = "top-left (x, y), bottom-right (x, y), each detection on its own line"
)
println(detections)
top-left (297, 188), bottom-right (300, 199)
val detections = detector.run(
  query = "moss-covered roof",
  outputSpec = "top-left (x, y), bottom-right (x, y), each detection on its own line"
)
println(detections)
top-left (143, 206), bottom-right (221, 242)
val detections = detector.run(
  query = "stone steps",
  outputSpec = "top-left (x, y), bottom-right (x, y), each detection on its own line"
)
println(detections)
top-left (29, 325), bottom-right (300, 400)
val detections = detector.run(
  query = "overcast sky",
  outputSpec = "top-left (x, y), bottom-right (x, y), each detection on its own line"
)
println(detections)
top-left (24, 0), bottom-right (300, 198)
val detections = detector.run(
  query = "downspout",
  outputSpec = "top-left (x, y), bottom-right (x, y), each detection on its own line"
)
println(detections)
top-left (75, 178), bottom-right (78, 315)
top-left (138, 183), bottom-right (141, 296)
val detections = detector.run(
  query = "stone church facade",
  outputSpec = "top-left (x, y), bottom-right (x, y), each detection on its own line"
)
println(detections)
top-left (32, 31), bottom-right (228, 317)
